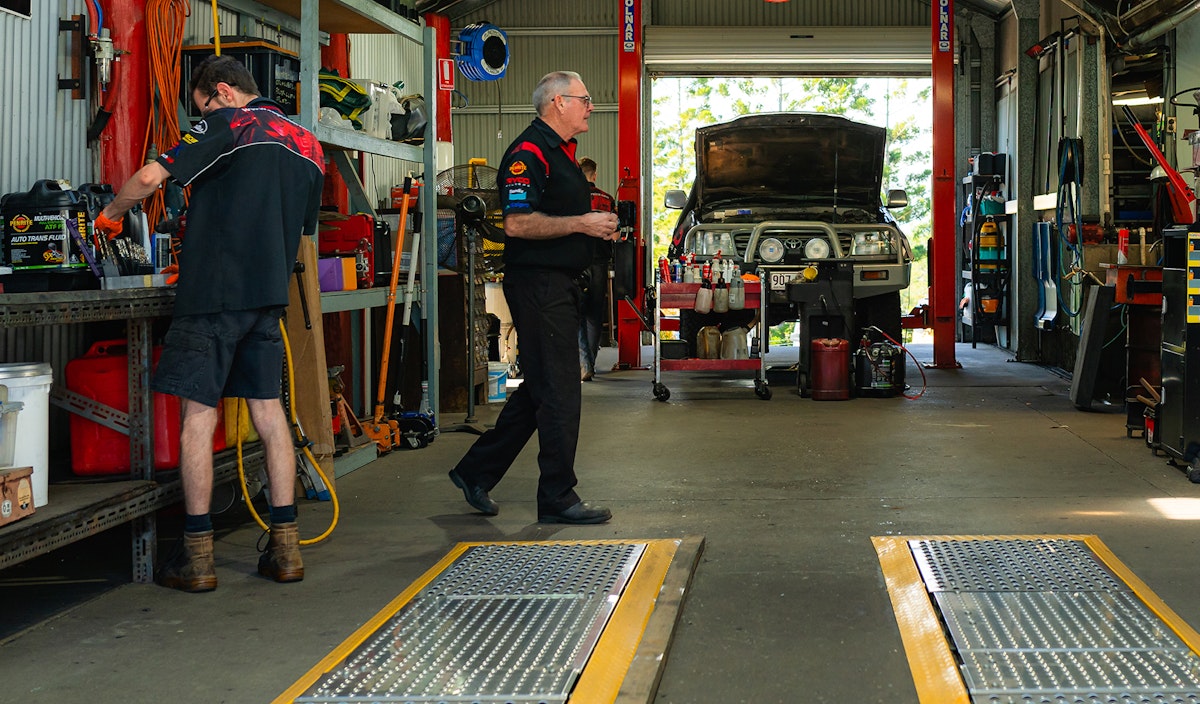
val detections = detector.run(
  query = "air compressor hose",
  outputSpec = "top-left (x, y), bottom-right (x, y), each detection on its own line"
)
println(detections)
top-left (234, 320), bottom-right (339, 545)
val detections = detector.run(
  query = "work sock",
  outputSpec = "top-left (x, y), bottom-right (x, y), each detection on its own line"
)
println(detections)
top-left (270, 504), bottom-right (297, 524)
top-left (184, 513), bottom-right (212, 533)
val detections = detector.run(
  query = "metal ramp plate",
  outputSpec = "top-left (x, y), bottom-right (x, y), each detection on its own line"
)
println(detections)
top-left (288, 542), bottom-right (650, 704)
top-left (874, 536), bottom-right (1200, 703)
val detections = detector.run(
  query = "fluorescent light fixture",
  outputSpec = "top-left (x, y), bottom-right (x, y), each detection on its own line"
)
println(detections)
top-left (1112, 96), bottom-right (1165, 106)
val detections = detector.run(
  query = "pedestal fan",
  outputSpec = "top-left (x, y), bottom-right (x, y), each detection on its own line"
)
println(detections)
top-left (435, 164), bottom-right (505, 434)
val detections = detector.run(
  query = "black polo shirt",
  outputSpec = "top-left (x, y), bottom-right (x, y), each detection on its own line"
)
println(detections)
top-left (498, 117), bottom-right (593, 272)
top-left (157, 97), bottom-right (325, 316)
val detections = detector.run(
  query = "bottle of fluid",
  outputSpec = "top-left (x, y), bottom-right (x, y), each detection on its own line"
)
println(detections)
top-left (713, 274), bottom-right (730, 313)
top-left (694, 277), bottom-right (713, 314)
top-left (729, 275), bottom-right (745, 310)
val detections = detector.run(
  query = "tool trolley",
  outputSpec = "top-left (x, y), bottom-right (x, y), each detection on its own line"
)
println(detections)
top-left (652, 279), bottom-right (770, 401)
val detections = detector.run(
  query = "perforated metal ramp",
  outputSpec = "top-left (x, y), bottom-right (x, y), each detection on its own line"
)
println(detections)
top-left (875, 536), bottom-right (1200, 704)
top-left (276, 539), bottom-right (699, 704)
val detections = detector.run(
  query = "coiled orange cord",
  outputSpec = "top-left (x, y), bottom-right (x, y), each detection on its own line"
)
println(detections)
top-left (142, 0), bottom-right (190, 229)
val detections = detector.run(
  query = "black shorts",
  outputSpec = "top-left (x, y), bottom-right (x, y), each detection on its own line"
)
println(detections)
top-left (152, 307), bottom-right (286, 407)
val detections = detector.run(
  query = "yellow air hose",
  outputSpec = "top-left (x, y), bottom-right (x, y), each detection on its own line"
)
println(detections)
top-left (210, 0), bottom-right (221, 55)
top-left (234, 320), bottom-right (339, 545)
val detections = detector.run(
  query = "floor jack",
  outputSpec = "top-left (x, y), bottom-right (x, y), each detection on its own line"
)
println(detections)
top-left (358, 177), bottom-right (419, 454)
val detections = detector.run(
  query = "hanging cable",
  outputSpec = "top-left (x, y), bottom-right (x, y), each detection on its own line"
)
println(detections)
top-left (1055, 137), bottom-right (1085, 318)
top-left (142, 0), bottom-right (190, 228)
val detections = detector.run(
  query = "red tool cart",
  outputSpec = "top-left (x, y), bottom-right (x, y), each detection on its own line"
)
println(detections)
top-left (652, 279), bottom-right (769, 401)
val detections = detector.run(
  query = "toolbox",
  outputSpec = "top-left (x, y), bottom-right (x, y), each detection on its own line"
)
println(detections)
top-left (0, 466), bottom-right (35, 527)
top-left (66, 340), bottom-right (225, 475)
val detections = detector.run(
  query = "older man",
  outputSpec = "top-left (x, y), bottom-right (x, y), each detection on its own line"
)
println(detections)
top-left (448, 71), bottom-right (618, 524)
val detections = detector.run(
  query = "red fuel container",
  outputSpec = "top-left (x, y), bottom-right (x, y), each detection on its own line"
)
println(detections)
top-left (811, 337), bottom-right (851, 401)
top-left (66, 340), bottom-right (225, 475)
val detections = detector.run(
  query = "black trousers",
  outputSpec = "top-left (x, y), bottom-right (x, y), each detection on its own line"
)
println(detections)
top-left (452, 267), bottom-right (583, 514)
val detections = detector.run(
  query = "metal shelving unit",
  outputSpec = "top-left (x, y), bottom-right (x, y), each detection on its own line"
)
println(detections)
top-left (0, 290), bottom-right (266, 581)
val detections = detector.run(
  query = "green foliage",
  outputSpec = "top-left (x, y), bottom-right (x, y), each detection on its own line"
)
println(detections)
top-left (650, 76), bottom-right (933, 310)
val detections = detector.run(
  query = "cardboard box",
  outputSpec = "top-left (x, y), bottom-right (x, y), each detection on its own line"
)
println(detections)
top-left (0, 466), bottom-right (35, 527)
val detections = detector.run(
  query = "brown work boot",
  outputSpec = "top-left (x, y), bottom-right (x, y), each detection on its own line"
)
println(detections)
top-left (156, 530), bottom-right (218, 593)
top-left (258, 522), bottom-right (304, 583)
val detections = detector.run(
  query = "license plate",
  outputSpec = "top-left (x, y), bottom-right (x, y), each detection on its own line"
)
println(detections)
top-left (767, 270), bottom-right (795, 292)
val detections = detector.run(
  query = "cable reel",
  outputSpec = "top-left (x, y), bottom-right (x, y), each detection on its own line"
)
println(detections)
top-left (455, 22), bottom-right (508, 81)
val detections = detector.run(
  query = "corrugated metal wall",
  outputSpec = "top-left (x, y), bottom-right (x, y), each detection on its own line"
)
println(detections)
top-left (0, 1), bottom-right (94, 195)
top-left (349, 33), bottom-right (426, 206)
top-left (183, 0), bottom-right (300, 52)
top-left (451, 4), bottom-right (620, 193)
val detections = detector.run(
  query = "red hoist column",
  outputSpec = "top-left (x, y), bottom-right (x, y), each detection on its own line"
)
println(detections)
top-left (616, 0), bottom-right (645, 369)
top-left (930, 0), bottom-right (960, 368)
top-left (98, 0), bottom-right (149, 187)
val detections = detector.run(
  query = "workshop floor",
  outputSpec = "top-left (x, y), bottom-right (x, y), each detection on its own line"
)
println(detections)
top-left (4, 341), bottom-right (1200, 703)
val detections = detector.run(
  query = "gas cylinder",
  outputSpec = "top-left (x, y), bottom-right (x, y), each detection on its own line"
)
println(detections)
top-left (810, 338), bottom-right (850, 400)
top-left (854, 340), bottom-right (905, 397)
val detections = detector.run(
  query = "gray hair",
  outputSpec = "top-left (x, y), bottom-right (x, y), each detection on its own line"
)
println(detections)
top-left (532, 71), bottom-right (582, 116)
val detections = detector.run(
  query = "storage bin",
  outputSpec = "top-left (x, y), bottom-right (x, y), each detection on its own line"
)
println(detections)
top-left (0, 401), bottom-right (23, 468)
top-left (0, 363), bottom-right (52, 507)
top-left (487, 362), bottom-right (508, 402)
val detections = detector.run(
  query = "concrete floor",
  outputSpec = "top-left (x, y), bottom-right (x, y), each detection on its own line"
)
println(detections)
top-left (3, 341), bottom-right (1200, 703)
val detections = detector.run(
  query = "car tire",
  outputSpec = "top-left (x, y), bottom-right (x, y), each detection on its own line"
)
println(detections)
top-left (855, 291), bottom-right (902, 344)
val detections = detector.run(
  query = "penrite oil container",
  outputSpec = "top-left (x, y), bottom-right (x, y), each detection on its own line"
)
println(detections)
top-left (1, 180), bottom-right (96, 291)
top-left (66, 340), bottom-right (226, 475)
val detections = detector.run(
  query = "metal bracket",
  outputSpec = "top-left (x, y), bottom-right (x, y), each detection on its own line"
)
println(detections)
top-left (49, 385), bottom-right (130, 436)
top-left (57, 15), bottom-right (87, 97)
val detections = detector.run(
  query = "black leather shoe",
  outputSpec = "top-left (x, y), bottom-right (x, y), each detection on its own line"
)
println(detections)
top-left (448, 469), bottom-right (499, 516)
top-left (538, 501), bottom-right (611, 525)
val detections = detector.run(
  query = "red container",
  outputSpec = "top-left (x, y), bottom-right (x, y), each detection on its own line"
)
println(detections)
top-left (811, 338), bottom-right (851, 401)
top-left (66, 340), bottom-right (225, 475)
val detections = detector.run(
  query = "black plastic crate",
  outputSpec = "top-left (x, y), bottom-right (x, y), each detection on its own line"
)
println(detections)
top-left (181, 41), bottom-right (300, 117)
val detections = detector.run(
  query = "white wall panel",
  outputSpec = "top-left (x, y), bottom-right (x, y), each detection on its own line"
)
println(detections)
top-left (0, 1), bottom-right (93, 195)
top-left (351, 33), bottom-right (426, 206)
top-left (649, 0), bottom-right (929, 27)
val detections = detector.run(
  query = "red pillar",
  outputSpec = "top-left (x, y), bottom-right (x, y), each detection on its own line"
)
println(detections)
top-left (98, 0), bottom-right (149, 187)
top-left (616, 0), bottom-right (645, 369)
top-left (321, 34), bottom-right (351, 213)
top-left (930, 0), bottom-right (960, 368)
top-left (423, 13), bottom-right (453, 143)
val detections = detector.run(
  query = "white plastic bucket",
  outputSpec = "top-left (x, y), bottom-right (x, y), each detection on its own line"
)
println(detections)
top-left (0, 363), bottom-right (53, 507)
top-left (487, 362), bottom-right (508, 403)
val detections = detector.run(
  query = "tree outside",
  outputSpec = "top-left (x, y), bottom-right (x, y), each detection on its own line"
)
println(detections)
top-left (650, 76), bottom-right (933, 342)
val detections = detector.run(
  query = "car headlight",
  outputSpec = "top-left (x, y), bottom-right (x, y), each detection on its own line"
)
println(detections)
top-left (758, 237), bottom-right (785, 263)
top-left (803, 238), bottom-right (832, 259)
top-left (850, 231), bottom-right (894, 256)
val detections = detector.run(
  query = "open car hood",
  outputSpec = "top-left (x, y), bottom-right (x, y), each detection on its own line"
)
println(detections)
top-left (694, 113), bottom-right (887, 213)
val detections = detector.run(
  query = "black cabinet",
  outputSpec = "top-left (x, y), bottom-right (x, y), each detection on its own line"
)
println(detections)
top-left (1158, 268), bottom-right (1200, 459)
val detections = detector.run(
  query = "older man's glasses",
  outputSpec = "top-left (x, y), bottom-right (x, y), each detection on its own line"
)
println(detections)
top-left (202, 90), bottom-right (219, 110)
top-left (560, 94), bottom-right (593, 105)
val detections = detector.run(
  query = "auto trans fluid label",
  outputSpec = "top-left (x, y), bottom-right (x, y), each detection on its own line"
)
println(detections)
top-left (4, 207), bottom-right (88, 270)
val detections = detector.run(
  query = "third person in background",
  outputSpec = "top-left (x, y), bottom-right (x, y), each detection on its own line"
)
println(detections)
top-left (578, 156), bottom-right (615, 381)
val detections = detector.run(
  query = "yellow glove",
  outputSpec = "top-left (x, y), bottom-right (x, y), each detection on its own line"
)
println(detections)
top-left (94, 212), bottom-right (123, 240)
